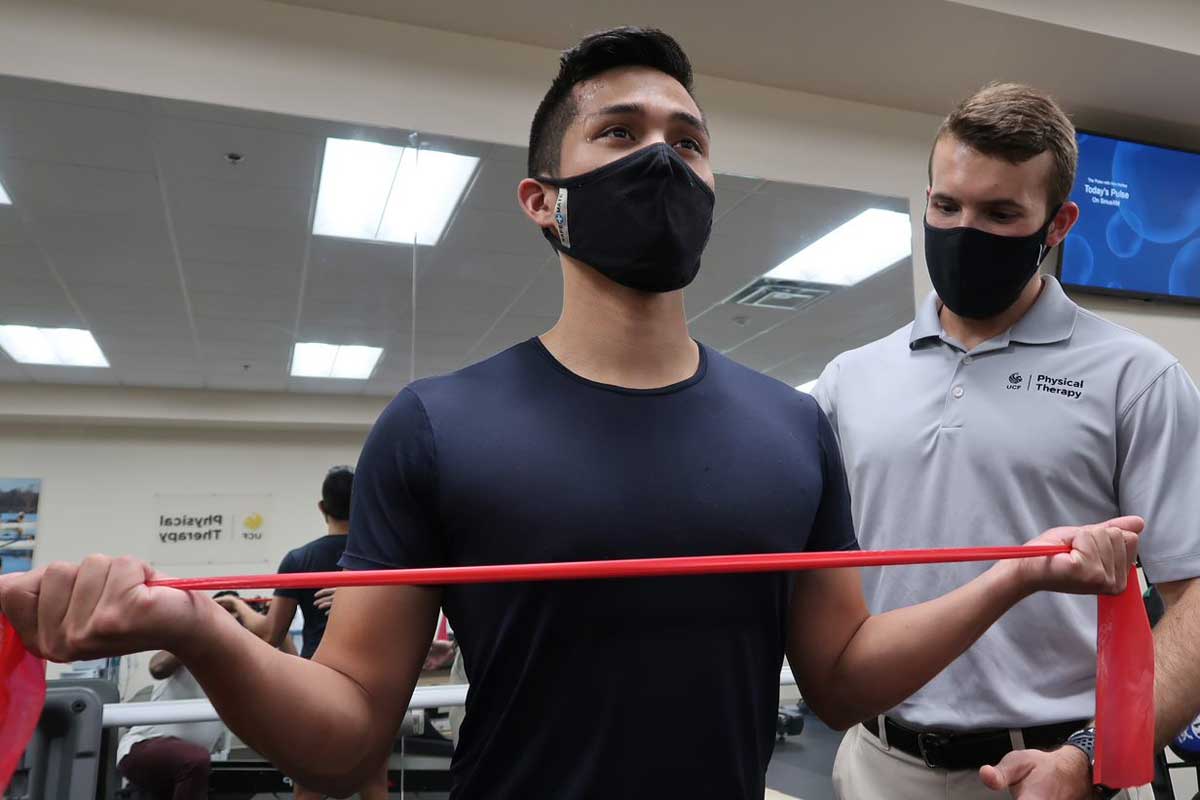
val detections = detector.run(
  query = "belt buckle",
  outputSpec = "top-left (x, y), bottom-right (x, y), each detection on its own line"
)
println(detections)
top-left (916, 731), bottom-right (950, 769)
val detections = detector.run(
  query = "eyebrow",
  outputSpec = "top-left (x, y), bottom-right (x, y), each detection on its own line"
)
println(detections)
top-left (930, 192), bottom-right (1027, 210)
top-left (589, 102), bottom-right (709, 135)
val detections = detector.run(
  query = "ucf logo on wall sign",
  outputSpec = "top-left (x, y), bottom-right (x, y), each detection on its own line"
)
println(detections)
top-left (1006, 372), bottom-right (1085, 400)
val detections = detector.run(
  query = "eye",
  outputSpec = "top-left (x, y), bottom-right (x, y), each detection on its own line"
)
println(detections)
top-left (933, 201), bottom-right (958, 214)
top-left (990, 211), bottom-right (1017, 223)
top-left (676, 137), bottom-right (704, 154)
top-left (598, 126), bottom-right (633, 141)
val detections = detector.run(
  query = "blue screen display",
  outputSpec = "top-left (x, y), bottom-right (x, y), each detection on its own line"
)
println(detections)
top-left (1060, 132), bottom-right (1200, 302)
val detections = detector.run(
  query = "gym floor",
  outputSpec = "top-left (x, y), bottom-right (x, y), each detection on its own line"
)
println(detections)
top-left (766, 715), bottom-right (842, 799)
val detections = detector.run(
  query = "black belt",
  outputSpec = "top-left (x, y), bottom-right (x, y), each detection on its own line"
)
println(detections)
top-left (862, 716), bottom-right (1085, 770)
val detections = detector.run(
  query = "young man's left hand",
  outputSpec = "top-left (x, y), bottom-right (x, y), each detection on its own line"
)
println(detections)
top-left (1007, 516), bottom-right (1143, 597)
top-left (979, 745), bottom-right (1094, 799)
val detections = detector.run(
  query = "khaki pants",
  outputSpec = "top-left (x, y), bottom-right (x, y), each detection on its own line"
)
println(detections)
top-left (832, 723), bottom-right (1147, 800)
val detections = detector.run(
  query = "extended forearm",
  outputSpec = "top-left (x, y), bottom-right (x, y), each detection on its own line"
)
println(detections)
top-left (175, 601), bottom-right (385, 793)
top-left (829, 564), bottom-right (1027, 727)
top-left (1153, 577), bottom-right (1200, 748)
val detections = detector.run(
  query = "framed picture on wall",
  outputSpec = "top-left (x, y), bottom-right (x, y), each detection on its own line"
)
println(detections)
top-left (0, 477), bottom-right (40, 574)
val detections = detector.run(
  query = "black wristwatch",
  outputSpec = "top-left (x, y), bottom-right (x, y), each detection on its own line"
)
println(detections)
top-left (1063, 727), bottom-right (1120, 799)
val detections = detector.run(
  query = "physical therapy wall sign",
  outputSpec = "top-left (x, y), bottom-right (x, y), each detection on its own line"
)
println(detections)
top-left (0, 545), bottom-right (1154, 792)
top-left (152, 494), bottom-right (273, 566)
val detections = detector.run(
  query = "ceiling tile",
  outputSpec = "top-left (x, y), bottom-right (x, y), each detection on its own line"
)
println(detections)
top-left (184, 259), bottom-right (301, 296)
top-left (175, 225), bottom-right (307, 269)
top-left (462, 158), bottom-right (525, 213)
top-left (154, 116), bottom-right (323, 190)
top-left (0, 207), bottom-right (29, 246)
top-left (0, 98), bottom-right (152, 172)
top-left (0, 76), bottom-right (146, 112)
top-left (115, 368), bottom-right (205, 389)
top-left (194, 316), bottom-right (294, 346)
top-left (168, 176), bottom-right (311, 234)
top-left (423, 247), bottom-right (546, 290)
top-left (689, 303), bottom-right (791, 352)
top-left (439, 207), bottom-right (546, 258)
top-left (1, 160), bottom-right (163, 217)
top-left (190, 289), bottom-right (296, 323)
top-left (21, 365), bottom-right (117, 385)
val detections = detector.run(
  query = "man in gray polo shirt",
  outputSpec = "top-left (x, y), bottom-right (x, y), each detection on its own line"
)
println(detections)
top-left (816, 83), bottom-right (1200, 799)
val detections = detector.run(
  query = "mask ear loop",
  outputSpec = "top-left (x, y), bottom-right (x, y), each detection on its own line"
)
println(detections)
top-left (1037, 204), bottom-right (1065, 266)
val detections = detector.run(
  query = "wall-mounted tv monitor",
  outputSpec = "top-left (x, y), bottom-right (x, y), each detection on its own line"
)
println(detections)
top-left (1057, 130), bottom-right (1200, 306)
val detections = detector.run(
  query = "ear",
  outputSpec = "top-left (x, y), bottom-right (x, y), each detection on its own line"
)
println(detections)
top-left (318, 501), bottom-right (326, 517)
top-left (517, 178), bottom-right (559, 234)
top-left (1046, 201), bottom-right (1080, 249)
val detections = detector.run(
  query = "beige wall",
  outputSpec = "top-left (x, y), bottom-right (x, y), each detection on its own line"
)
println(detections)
top-left (951, 0), bottom-right (1200, 56)
top-left (1, 422), bottom-right (364, 571)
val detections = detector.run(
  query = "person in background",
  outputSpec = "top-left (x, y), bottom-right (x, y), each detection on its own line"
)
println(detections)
top-left (218, 466), bottom-right (387, 800)
top-left (116, 638), bottom-right (233, 798)
top-left (215, 590), bottom-right (298, 657)
top-left (217, 466), bottom-right (355, 659)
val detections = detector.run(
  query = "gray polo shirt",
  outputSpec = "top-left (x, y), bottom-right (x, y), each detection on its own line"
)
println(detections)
top-left (814, 276), bottom-right (1200, 730)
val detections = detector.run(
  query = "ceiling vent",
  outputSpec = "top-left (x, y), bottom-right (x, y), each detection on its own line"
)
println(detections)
top-left (725, 278), bottom-right (832, 312)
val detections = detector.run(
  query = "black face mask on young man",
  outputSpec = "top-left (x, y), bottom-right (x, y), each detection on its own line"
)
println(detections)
top-left (536, 142), bottom-right (716, 293)
top-left (924, 206), bottom-right (1060, 320)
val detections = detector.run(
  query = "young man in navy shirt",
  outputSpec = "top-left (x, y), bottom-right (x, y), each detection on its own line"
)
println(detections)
top-left (2, 27), bottom-right (1140, 800)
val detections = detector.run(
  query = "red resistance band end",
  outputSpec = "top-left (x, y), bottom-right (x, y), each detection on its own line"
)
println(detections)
top-left (0, 615), bottom-right (46, 794)
top-left (1093, 568), bottom-right (1155, 787)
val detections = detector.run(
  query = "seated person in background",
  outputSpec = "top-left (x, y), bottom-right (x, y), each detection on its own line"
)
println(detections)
top-left (116, 650), bottom-right (225, 800)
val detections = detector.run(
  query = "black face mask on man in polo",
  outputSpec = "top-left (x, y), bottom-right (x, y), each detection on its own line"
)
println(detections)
top-left (535, 142), bottom-right (716, 293)
top-left (924, 206), bottom-right (1061, 320)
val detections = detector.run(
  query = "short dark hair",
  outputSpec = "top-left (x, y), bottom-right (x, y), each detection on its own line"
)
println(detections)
top-left (527, 27), bottom-right (696, 177)
top-left (321, 466), bottom-right (354, 522)
top-left (931, 82), bottom-right (1078, 210)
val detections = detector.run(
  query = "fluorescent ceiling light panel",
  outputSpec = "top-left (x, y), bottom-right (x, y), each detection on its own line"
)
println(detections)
top-left (291, 342), bottom-right (382, 379)
top-left (312, 137), bottom-right (479, 246)
top-left (0, 180), bottom-right (11, 205)
top-left (795, 379), bottom-right (818, 393)
top-left (0, 325), bottom-right (109, 367)
top-left (765, 209), bottom-right (912, 286)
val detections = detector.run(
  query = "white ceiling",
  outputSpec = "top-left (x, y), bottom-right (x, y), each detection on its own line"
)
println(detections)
top-left (279, 0), bottom-right (1200, 148)
top-left (0, 75), bottom-right (913, 395)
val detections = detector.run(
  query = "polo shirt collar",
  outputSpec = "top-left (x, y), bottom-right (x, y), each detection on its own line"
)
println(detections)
top-left (909, 276), bottom-right (1079, 351)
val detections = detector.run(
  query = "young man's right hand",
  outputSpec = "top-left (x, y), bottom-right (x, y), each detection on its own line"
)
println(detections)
top-left (0, 555), bottom-right (213, 662)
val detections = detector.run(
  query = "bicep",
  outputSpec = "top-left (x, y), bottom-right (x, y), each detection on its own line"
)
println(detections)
top-left (785, 568), bottom-right (869, 700)
top-left (313, 585), bottom-right (442, 740)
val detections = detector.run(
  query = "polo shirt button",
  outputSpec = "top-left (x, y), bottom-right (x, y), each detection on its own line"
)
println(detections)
top-left (963, 356), bottom-right (974, 365)
top-left (952, 386), bottom-right (965, 399)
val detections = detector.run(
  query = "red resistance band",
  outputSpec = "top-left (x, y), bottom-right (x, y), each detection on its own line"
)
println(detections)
top-left (0, 545), bottom-right (1153, 790)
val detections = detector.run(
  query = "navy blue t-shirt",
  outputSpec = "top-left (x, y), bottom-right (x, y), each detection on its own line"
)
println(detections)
top-left (275, 534), bottom-right (347, 659)
top-left (341, 338), bottom-right (857, 800)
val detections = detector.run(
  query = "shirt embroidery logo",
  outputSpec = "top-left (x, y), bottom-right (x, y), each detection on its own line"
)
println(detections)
top-left (1006, 372), bottom-right (1085, 399)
